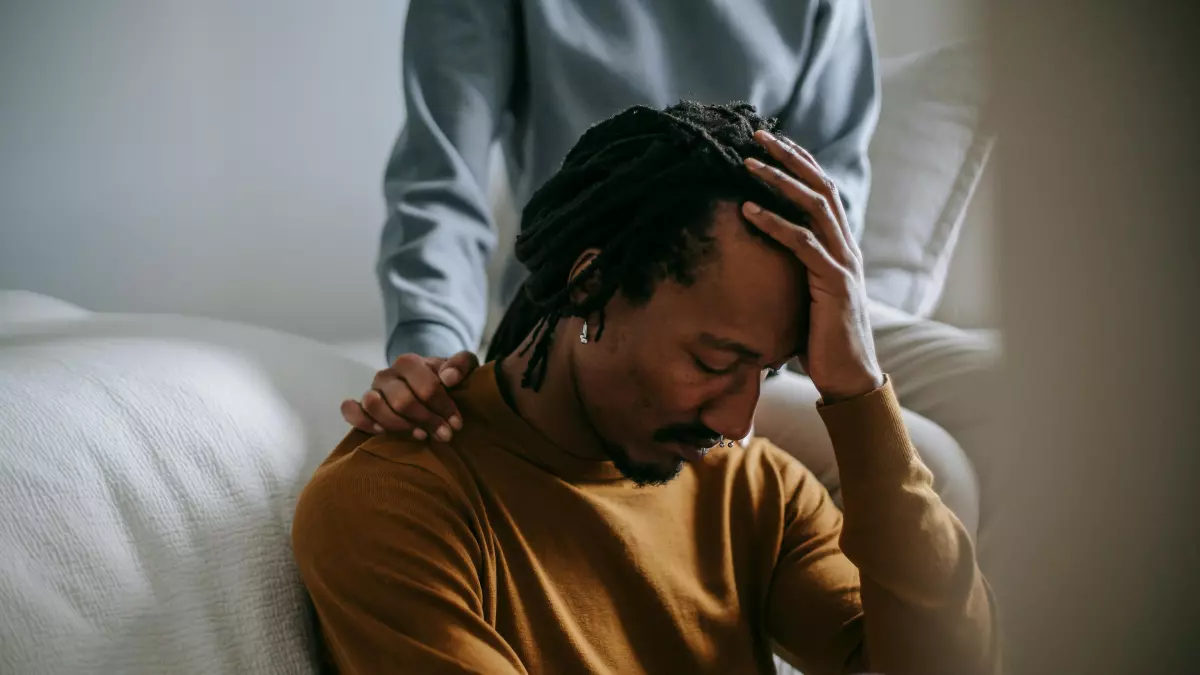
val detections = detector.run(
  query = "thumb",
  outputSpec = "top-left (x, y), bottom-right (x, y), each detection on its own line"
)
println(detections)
top-left (440, 350), bottom-right (481, 387)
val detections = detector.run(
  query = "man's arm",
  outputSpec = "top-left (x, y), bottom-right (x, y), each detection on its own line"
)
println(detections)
top-left (292, 440), bottom-right (526, 674)
top-left (776, 0), bottom-right (880, 238)
top-left (743, 107), bottom-right (995, 675)
top-left (380, 0), bottom-right (519, 361)
top-left (765, 381), bottom-right (999, 675)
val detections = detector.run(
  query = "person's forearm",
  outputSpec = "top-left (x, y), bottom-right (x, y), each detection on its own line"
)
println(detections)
top-left (818, 378), bottom-right (999, 674)
top-left (379, 173), bottom-right (493, 361)
top-left (386, 320), bottom-right (470, 364)
top-left (776, 0), bottom-right (879, 238)
top-left (378, 0), bottom-right (518, 362)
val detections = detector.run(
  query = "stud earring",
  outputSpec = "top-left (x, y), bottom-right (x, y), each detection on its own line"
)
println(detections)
top-left (717, 437), bottom-right (727, 448)
top-left (580, 320), bottom-right (588, 344)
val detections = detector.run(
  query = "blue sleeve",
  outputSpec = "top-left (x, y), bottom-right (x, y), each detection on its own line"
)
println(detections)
top-left (776, 0), bottom-right (880, 239)
top-left (378, 0), bottom-right (518, 361)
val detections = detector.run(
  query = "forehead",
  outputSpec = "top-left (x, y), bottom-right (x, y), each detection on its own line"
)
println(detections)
top-left (646, 202), bottom-right (806, 361)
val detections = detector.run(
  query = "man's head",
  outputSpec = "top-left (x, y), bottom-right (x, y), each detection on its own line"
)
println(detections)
top-left (489, 102), bottom-right (812, 485)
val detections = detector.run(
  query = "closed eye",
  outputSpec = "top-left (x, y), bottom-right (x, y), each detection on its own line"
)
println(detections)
top-left (693, 356), bottom-right (738, 376)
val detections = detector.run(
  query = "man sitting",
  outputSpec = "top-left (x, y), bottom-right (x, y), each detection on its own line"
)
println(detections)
top-left (291, 102), bottom-right (997, 675)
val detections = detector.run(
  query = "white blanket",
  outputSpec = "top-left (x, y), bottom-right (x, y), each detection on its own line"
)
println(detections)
top-left (0, 307), bottom-right (374, 674)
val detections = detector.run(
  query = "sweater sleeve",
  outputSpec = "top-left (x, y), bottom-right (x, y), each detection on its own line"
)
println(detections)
top-left (767, 379), bottom-right (999, 675)
top-left (291, 440), bottom-right (526, 674)
top-left (775, 0), bottom-right (879, 239)
top-left (379, 0), bottom-right (520, 361)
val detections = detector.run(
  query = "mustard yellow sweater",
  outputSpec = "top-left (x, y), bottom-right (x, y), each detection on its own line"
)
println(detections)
top-left (292, 364), bottom-right (998, 674)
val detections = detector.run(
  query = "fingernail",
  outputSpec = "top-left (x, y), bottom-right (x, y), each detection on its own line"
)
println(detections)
top-left (440, 368), bottom-right (461, 387)
top-left (744, 157), bottom-right (765, 170)
top-left (436, 425), bottom-right (453, 442)
top-left (743, 201), bottom-right (762, 214)
top-left (372, 424), bottom-right (384, 434)
top-left (449, 415), bottom-right (463, 431)
top-left (412, 428), bottom-right (428, 441)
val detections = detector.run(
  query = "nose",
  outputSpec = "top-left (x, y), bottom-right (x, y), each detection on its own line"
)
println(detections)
top-left (699, 371), bottom-right (762, 444)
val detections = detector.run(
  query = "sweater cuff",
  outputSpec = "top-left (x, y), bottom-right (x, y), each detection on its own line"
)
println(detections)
top-left (386, 322), bottom-right (469, 362)
top-left (816, 377), bottom-right (921, 487)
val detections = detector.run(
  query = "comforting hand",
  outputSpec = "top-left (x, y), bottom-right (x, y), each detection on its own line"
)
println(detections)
top-left (341, 350), bottom-right (481, 440)
top-left (740, 129), bottom-right (884, 402)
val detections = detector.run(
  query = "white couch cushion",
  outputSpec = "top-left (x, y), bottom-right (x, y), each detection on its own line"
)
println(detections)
top-left (0, 312), bottom-right (374, 674)
top-left (0, 290), bottom-right (92, 325)
top-left (861, 41), bottom-right (995, 317)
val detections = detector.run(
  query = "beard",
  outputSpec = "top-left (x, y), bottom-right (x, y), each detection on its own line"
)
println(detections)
top-left (602, 439), bottom-right (686, 487)
top-left (570, 354), bottom-right (720, 486)
top-left (600, 420), bottom-right (720, 482)
top-left (600, 420), bottom-right (720, 487)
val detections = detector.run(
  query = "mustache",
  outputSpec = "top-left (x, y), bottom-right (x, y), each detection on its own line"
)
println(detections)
top-left (653, 423), bottom-right (721, 447)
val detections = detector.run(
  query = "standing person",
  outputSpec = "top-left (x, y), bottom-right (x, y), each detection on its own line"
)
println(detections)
top-left (349, 0), bottom-right (988, 537)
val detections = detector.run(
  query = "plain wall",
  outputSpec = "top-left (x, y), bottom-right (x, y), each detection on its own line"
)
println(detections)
top-left (0, 0), bottom-right (985, 351)
top-left (986, 2), bottom-right (1200, 672)
top-left (0, 0), bottom-right (407, 344)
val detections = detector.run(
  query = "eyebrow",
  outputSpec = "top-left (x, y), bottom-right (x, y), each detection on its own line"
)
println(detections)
top-left (697, 332), bottom-right (764, 361)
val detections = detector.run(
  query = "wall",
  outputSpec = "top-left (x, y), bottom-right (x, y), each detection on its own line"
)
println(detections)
top-left (987, 2), bottom-right (1200, 671)
top-left (0, 0), bottom-right (986, 354)
top-left (0, 0), bottom-right (406, 344)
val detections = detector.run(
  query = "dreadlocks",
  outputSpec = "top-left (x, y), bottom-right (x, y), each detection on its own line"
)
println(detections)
top-left (487, 101), bottom-right (813, 390)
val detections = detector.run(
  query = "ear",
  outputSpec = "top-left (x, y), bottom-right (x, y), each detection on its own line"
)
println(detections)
top-left (568, 248), bottom-right (601, 304)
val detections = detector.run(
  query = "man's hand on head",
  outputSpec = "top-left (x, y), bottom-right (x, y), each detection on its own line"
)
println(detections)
top-left (740, 130), bottom-right (885, 403)
top-left (341, 350), bottom-right (481, 441)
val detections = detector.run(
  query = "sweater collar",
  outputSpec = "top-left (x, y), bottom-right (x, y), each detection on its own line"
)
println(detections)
top-left (456, 362), bottom-right (628, 483)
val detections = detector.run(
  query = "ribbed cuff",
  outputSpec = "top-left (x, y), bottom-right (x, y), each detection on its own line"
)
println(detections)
top-left (816, 377), bottom-right (921, 488)
top-left (386, 322), bottom-right (469, 363)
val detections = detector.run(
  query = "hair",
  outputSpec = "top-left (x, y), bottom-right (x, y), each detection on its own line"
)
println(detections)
top-left (488, 101), bottom-right (813, 390)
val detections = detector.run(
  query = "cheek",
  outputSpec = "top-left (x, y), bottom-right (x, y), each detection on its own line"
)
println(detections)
top-left (574, 323), bottom-right (636, 399)
top-left (621, 340), bottom-right (712, 419)
top-left (579, 323), bottom-right (700, 424)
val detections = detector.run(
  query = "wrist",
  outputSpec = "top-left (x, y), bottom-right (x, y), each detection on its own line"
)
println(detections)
top-left (387, 322), bottom-right (469, 362)
top-left (818, 371), bottom-right (886, 404)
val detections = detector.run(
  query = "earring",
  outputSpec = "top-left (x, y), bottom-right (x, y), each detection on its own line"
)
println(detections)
top-left (579, 320), bottom-right (588, 344)
top-left (717, 437), bottom-right (727, 448)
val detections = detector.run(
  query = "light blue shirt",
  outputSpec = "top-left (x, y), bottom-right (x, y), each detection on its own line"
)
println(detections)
top-left (381, 0), bottom-right (880, 361)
